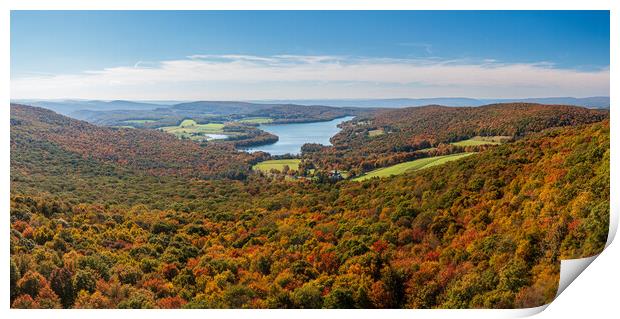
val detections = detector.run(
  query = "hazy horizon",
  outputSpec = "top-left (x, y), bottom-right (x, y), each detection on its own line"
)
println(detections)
top-left (11, 95), bottom-right (611, 102)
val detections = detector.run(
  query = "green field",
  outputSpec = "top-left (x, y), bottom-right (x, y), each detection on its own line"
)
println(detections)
top-left (451, 136), bottom-right (510, 147)
top-left (238, 117), bottom-right (273, 124)
top-left (353, 152), bottom-right (475, 181)
top-left (416, 147), bottom-right (438, 153)
top-left (252, 159), bottom-right (301, 173)
top-left (368, 129), bottom-right (385, 137)
top-left (161, 119), bottom-right (228, 140)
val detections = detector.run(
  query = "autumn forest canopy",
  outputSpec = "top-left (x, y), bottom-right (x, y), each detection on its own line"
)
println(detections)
top-left (9, 102), bottom-right (610, 309)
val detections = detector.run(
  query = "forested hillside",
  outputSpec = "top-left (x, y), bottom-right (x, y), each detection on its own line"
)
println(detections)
top-left (11, 104), bottom-right (264, 179)
top-left (71, 101), bottom-right (376, 127)
top-left (10, 104), bottom-right (609, 309)
top-left (247, 104), bottom-right (370, 124)
top-left (306, 103), bottom-right (608, 174)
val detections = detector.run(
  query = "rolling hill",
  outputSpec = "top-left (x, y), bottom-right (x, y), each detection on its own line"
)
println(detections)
top-left (305, 103), bottom-right (608, 174)
top-left (11, 99), bottom-right (167, 116)
top-left (10, 104), bottom-right (262, 180)
top-left (10, 105), bottom-right (609, 308)
top-left (69, 101), bottom-right (377, 127)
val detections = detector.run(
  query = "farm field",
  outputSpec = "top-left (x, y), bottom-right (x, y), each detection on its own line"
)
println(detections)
top-left (416, 147), bottom-right (438, 153)
top-left (368, 129), bottom-right (385, 137)
top-left (450, 136), bottom-right (510, 146)
top-left (238, 117), bottom-right (273, 124)
top-left (353, 152), bottom-right (475, 181)
top-left (160, 119), bottom-right (228, 140)
top-left (252, 159), bottom-right (301, 173)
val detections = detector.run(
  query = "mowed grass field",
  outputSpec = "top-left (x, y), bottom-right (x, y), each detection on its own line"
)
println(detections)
top-left (368, 129), bottom-right (385, 137)
top-left (450, 136), bottom-right (510, 147)
top-left (238, 117), bottom-right (273, 124)
top-left (253, 159), bottom-right (301, 173)
top-left (353, 152), bottom-right (475, 181)
top-left (161, 119), bottom-right (227, 140)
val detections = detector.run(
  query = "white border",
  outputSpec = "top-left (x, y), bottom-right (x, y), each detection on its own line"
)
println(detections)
top-left (1, 1), bottom-right (617, 319)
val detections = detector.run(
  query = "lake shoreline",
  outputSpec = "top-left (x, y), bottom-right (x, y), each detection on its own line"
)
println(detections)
top-left (240, 116), bottom-right (355, 155)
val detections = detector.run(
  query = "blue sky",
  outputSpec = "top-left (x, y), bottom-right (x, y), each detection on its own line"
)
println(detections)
top-left (10, 11), bottom-right (610, 100)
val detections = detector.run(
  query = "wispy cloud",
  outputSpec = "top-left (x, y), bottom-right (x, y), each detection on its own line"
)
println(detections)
top-left (10, 54), bottom-right (609, 100)
top-left (398, 42), bottom-right (433, 55)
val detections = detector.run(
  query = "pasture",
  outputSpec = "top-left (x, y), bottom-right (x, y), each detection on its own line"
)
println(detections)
top-left (368, 129), bottom-right (385, 137)
top-left (451, 136), bottom-right (510, 147)
top-left (353, 152), bottom-right (475, 181)
top-left (161, 119), bottom-right (228, 141)
top-left (252, 159), bottom-right (301, 173)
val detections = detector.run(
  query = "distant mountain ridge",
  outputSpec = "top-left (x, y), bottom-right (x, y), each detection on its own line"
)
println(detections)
top-left (11, 99), bottom-right (167, 115)
top-left (253, 96), bottom-right (610, 109)
top-left (11, 96), bottom-right (609, 120)
top-left (171, 101), bottom-right (280, 115)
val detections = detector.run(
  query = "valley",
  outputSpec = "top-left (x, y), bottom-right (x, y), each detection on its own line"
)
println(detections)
top-left (8, 9), bottom-right (611, 312)
top-left (9, 102), bottom-right (610, 309)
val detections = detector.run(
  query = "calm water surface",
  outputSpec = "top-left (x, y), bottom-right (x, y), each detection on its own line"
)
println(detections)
top-left (244, 116), bottom-right (354, 155)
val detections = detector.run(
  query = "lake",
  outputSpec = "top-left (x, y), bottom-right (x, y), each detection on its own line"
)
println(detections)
top-left (243, 116), bottom-right (354, 155)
